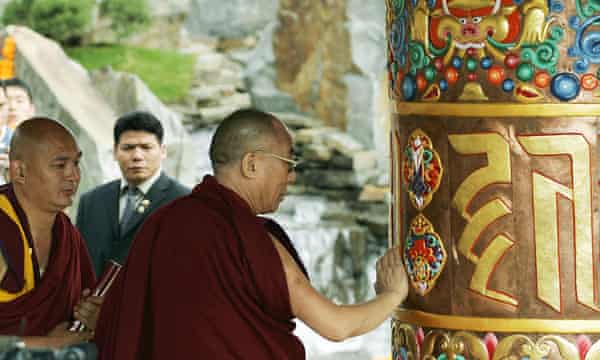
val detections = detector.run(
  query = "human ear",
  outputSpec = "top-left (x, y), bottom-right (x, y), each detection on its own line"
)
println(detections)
top-left (240, 152), bottom-right (259, 179)
top-left (10, 160), bottom-right (25, 184)
top-left (160, 144), bottom-right (167, 160)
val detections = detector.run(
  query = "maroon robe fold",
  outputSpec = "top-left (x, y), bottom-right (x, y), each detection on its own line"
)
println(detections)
top-left (0, 184), bottom-right (96, 335)
top-left (95, 175), bottom-right (309, 359)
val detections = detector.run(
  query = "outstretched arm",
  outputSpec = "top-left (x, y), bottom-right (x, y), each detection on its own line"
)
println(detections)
top-left (271, 236), bottom-right (408, 342)
top-left (22, 322), bottom-right (92, 349)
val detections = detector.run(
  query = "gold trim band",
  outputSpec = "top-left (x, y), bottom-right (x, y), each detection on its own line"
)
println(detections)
top-left (394, 309), bottom-right (600, 333)
top-left (394, 102), bottom-right (600, 118)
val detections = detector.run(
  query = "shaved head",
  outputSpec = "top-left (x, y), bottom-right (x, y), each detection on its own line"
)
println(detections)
top-left (9, 117), bottom-right (75, 161)
top-left (209, 109), bottom-right (287, 172)
top-left (9, 116), bottom-right (81, 213)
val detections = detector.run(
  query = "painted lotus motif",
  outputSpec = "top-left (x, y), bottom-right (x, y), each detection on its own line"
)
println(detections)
top-left (404, 214), bottom-right (447, 296)
top-left (403, 129), bottom-right (443, 210)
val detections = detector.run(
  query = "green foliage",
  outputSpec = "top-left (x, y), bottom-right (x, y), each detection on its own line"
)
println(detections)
top-left (100, 0), bottom-right (150, 40)
top-left (2, 0), bottom-right (35, 26)
top-left (66, 45), bottom-right (195, 103)
top-left (30, 0), bottom-right (93, 44)
top-left (2, 0), bottom-right (93, 45)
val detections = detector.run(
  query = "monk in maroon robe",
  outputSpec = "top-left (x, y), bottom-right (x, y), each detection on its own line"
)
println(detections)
top-left (0, 117), bottom-right (99, 348)
top-left (96, 109), bottom-right (408, 359)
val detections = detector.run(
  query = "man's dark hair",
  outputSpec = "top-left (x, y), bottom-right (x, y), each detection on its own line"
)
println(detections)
top-left (209, 108), bottom-right (281, 171)
top-left (114, 111), bottom-right (164, 145)
top-left (1, 78), bottom-right (33, 102)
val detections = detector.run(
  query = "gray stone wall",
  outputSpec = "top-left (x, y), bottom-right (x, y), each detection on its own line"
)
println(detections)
top-left (185, 0), bottom-right (278, 39)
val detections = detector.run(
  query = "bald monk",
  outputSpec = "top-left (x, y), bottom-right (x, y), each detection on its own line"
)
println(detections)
top-left (0, 117), bottom-right (98, 348)
top-left (95, 109), bottom-right (408, 359)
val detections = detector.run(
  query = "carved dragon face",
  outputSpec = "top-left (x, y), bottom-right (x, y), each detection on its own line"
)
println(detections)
top-left (430, 0), bottom-right (520, 50)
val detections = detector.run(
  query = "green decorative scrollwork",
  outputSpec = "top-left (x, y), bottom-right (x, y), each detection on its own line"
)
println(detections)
top-left (408, 41), bottom-right (430, 75)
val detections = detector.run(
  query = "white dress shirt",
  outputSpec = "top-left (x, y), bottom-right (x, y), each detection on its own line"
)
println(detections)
top-left (118, 169), bottom-right (162, 221)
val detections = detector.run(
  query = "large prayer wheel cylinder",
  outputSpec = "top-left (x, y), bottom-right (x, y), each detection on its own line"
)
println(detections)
top-left (386, 0), bottom-right (600, 359)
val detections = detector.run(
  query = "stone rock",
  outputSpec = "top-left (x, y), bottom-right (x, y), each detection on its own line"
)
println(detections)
top-left (188, 84), bottom-right (237, 105)
top-left (194, 58), bottom-right (245, 88)
top-left (352, 150), bottom-right (378, 171)
top-left (295, 127), bottom-right (336, 145)
top-left (329, 153), bottom-right (353, 170)
top-left (7, 26), bottom-right (116, 215)
top-left (218, 36), bottom-right (258, 52)
top-left (297, 169), bottom-right (360, 190)
top-left (274, 0), bottom-right (352, 129)
top-left (288, 184), bottom-right (360, 202)
top-left (195, 53), bottom-right (226, 74)
top-left (324, 132), bottom-right (364, 157)
top-left (235, 22), bottom-right (300, 113)
top-left (189, 86), bottom-right (250, 108)
top-left (271, 0), bottom-right (390, 154)
top-left (271, 111), bottom-right (322, 129)
top-left (355, 204), bottom-right (389, 238)
top-left (345, 74), bottom-right (375, 148)
top-left (185, 0), bottom-right (278, 39)
top-left (196, 105), bottom-right (240, 125)
top-left (148, 0), bottom-right (191, 17)
top-left (179, 37), bottom-right (218, 56)
top-left (358, 184), bottom-right (389, 203)
top-left (88, 0), bottom-right (190, 49)
top-left (123, 13), bottom-right (187, 49)
top-left (90, 67), bottom-right (196, 187)
top-left (301, 143), bottom-right (332, 162)
top-left (321, 205), bottom-right (358, 224)
top-left (330, 226), bottom-right (370, 303)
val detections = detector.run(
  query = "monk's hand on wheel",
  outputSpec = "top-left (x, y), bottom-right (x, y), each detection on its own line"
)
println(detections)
top-left (74, 288), bottom-right (104, 331)
top-left (374, 246), bottom-right (409, 303)
top-left (38, 322), bottom-right (93, 348)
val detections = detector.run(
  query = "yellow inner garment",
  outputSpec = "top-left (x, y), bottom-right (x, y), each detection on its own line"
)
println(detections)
top-left (0, 194), bottom-right (34, 301)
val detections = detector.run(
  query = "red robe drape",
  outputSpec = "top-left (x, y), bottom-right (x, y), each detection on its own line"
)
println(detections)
top-left (0, 184), bottom-right (96, 335)
top-left (95, 175), bottom-right (309, 359)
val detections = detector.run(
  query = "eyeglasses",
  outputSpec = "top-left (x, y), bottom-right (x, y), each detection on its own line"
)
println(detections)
top-left (253, 150), bottom-right (299, 173)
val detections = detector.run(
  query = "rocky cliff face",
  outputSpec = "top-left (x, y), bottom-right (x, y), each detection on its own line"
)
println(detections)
top-left (183, 0), bottom-right (388, 149)
top-left (274, 0), bottom-right (352, 130)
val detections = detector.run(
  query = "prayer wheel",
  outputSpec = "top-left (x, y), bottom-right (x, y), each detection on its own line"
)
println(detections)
top-left (386, 0), bottom-right (600, 358)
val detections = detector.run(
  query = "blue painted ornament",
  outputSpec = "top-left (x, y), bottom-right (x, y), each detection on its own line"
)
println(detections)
top-left (480, 57), bottom-right (493, 70)
top-left (502, 79), bottom-right (515, 92)
top-left (402, 75), bottom-right (417, 101)
top-left (451, 56), bottom-right (462, 69)
top-left (439, 79), bottom-right (448, 91)
top-left (551, 73), bottom-right (580, 101)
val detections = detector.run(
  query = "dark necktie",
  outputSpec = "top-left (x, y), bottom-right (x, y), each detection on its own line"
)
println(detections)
top-left (120, 186), bottom-right (139, 234)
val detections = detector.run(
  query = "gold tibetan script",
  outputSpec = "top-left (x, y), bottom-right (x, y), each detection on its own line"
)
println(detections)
top-left (449, 132), bottom-right (597, 311)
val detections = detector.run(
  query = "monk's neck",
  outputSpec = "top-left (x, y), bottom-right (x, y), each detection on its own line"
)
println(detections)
top-left (12, 187), bottom-right (57, 233)
top-left (214, 175), bottom-right (259, 215)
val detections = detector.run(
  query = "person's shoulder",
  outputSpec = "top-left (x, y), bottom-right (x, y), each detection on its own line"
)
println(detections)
top-left (80, 179), bottom-right (120, 200)
top-left (163, 175), bottom-right (191, 196)
top-left (156, 193), bottom-right (227, 227)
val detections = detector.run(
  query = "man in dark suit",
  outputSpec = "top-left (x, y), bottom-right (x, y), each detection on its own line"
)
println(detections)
top-left (76, 111), bottom-right (190, 276)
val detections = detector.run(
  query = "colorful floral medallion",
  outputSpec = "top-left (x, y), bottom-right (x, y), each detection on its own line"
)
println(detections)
top-left (391, 324), bottom-right (600, 360)
top-left (403, 129), bottom-right (443, 211)
top-left (404, 214), bottom-right (447, 296)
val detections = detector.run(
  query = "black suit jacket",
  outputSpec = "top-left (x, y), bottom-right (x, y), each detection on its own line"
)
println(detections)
top-left (76, 172), bottom-right (190, 276)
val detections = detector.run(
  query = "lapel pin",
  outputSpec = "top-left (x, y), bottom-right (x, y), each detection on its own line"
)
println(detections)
top-left (137, 199), bottom-right (151, 213)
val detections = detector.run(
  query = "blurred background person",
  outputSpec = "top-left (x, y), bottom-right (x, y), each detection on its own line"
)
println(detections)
top-left (76, 111), bottom-right (190, 276)
top-left (0, 78), bottom-right (36, 184)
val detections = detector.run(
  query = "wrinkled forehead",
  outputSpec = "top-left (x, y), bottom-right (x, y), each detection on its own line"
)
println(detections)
top-left (30, 131), bottom-right (80, 159)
